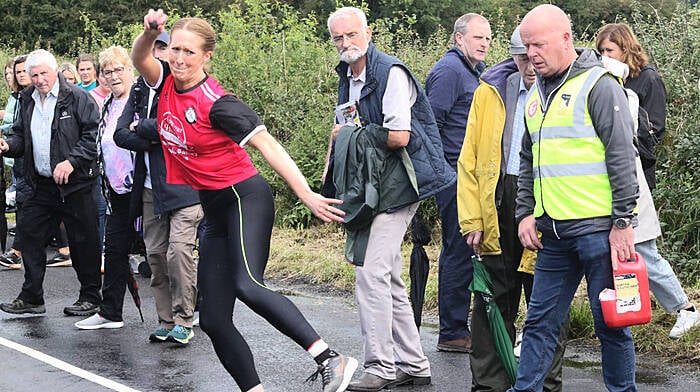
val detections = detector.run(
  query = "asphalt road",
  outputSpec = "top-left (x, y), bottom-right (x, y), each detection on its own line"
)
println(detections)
top-left (1, 261), bottom-right (699, 391)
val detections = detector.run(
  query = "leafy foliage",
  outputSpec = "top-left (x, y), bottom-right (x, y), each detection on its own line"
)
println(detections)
top-left (630, 2), bottom-right (700, 284)
top-left (0, 0), bottom-right (698, 283)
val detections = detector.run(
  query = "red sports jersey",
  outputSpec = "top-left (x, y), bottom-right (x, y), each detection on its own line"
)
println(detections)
top-left (157, 74), bottom-right (259, 190)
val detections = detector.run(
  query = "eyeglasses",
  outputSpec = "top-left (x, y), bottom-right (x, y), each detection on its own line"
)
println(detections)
top-left (102, 66), bottom-right (125, 78)
top-left (331, 32), bottom-right (360, 44)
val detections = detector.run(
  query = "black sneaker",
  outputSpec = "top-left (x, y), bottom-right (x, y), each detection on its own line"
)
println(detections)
top-left (8, 226), bottom-right (16, 236)
top-left (46, 252), bottom-right (72, 267)
top-left (306, 353), bottom-right (358, 392)
top-left (137, 261), bottom-right (152, 278)
top-left (63, 301), bottom-right (99, 316)
top-left (0, 299), bottom-right (46, 314)
top-left (0, 250), bottom-right (21, 270)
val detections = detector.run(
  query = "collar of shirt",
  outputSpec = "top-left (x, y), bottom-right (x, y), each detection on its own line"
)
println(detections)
top-left (519, 78), bottom-right (528, 94)
top-left (346, 65), bottom-right (366, 83)
top-left (31, 78), bottom-right (60, 103)
top-left (450, 47), bottom-right (485, 77)
top-left (347, 66), bottom-right (366, 103)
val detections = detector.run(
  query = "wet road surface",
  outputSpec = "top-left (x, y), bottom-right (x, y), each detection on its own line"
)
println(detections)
top-left (1, 264), bottom-right (699, 391)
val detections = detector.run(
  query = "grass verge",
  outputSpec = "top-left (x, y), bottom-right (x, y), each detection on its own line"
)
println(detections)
top-left (268, 224), bottom-right (700, 368)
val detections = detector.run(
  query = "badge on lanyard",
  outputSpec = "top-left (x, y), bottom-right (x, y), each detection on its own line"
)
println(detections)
top-left (185, 108), bottom-right (197, 124)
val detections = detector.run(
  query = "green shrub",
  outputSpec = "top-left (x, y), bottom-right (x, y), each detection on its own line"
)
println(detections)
top-left (631, 3), bottom-right (700, 285)
top-left (213, 0), bottom-right (339, 228)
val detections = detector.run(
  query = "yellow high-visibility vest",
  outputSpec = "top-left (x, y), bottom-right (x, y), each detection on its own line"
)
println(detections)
top-left (525, 66), bottom-right (612, 220)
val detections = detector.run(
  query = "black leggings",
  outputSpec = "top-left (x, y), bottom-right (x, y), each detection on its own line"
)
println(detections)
top-left (197, 174), bottom-right (320, 390)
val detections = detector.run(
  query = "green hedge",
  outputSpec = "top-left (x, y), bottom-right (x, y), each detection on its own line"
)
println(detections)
top-left (0, 0), bottom-right (698, 284)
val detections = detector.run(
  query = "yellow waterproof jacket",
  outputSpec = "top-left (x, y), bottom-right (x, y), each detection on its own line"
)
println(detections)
top-left (457, 59), bottom-right (518, 255)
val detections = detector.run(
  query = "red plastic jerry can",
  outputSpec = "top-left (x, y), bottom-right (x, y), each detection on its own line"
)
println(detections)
top-left (599, 252), bottom-right (652, 328)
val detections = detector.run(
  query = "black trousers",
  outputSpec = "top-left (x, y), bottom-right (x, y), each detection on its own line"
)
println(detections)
top-left (198, 175), bottom-right (321, 391)
top-left (99, 190), bottom-right (137, 321)
top-left (17, 178), bottom-right (101, 305)
top-left (469, 175), bottom-right (565, 391)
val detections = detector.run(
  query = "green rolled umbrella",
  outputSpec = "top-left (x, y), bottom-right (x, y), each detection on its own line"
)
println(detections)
top-left (469, 254), bottom-right (519, 385)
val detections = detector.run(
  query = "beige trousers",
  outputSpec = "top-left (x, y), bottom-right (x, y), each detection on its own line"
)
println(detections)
top-left (142, 189), bottom-right (203, 328)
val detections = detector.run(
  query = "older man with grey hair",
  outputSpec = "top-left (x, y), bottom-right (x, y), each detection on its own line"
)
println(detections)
top-left (0, 49), bottom-right (102, 317)
top-left (323, 6), bottom-right (456, 391)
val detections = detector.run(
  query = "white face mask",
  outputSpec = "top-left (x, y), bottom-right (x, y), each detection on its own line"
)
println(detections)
top-left (601, 56), bottom-right (629, 81)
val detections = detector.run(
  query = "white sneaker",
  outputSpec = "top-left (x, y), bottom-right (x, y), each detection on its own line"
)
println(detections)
top-left (513, 331), bottom-right (523, 358)
top-left (129, 255), bottom-right (141, 274)
top-left (670, 309), bottom-right (700, 338)
top-left (192, 311), bottom-right (200, 327)
top-left (75, 314), bottom-right (124, 330)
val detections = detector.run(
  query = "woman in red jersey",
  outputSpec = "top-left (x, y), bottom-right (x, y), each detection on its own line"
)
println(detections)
top-left (131, 9), bottom-right (357, 392)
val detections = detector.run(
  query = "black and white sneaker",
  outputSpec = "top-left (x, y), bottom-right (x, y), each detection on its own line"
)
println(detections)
top-left (307, 353), bottom-right (358, 392)
top-left (63, 301), bottom-right (99, 316)
top-left (46, 252), bottom-right (72, 267)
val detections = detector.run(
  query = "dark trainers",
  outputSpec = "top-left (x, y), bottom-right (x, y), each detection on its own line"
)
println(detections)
top-left (149, 327), bottom-right (170, 342)
top-left (306, 353), bottom-right (358, 392)
top-left (63, 301), bottom-right (99, 316)
top-left (166, 325), bottom-right (194, 345)
top-left (0, 250), bottom-right (21, 270)
top-left (0, 299), bottom-right (45, 314)
top-left (437, 336), bottom-right (472, 353)
top-left (394, 369), bottom-right (431, 386)
top-left (47, 252), bottom-right (72, 267)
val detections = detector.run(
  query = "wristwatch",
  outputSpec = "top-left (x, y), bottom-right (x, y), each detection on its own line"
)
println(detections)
top-left (613, 217), bottom-right (632, 229)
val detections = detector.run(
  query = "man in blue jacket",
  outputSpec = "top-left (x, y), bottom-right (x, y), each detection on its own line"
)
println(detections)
top-left (324, 6), bottom-right (455, 392)
top-left (424, 13), bottom-right (491, 354)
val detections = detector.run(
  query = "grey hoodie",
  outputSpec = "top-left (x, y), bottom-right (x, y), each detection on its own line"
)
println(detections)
top-left (515, 49), bottom-right (639, 238)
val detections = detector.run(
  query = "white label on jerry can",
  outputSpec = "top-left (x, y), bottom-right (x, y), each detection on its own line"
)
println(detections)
top-left (614, 273), bottom-right (642, 313)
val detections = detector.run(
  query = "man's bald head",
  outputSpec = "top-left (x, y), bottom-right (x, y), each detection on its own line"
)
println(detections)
top-left (520, 4), bottom-right (577, 77)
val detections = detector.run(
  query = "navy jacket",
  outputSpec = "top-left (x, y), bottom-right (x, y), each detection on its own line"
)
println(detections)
top-left (425, 47), bottom-right (485, 167)
top-left (113, 76), bottom-right (199, 219)
top-left (332, 43), bottom-right (455, 201)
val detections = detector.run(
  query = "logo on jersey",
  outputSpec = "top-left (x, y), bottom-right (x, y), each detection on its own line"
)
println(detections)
top-left (160, 111), bottom-right (197, 160)
top-left (185, 107), bottom-right (197, 124)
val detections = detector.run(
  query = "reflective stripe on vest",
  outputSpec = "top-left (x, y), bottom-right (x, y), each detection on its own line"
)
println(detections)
top-left (525, 66), bottom-right (612, 220)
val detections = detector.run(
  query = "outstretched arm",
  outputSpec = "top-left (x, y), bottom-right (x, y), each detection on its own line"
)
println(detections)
top-left (132, 9), bottom-right (168, 87)
top-left (247, 129), bottom-right (345, 223)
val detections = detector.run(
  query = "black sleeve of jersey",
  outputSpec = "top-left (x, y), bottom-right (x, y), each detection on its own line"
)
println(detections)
top-left (209, 95), bottom-right (264, 145)
top-left (153, 59), bottom-right (171, 95)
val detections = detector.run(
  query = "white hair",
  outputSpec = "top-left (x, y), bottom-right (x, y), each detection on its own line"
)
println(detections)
top-left (25, 49), bottom-right (58, 74)
top-left (327, 7), bottom-right (368, 35)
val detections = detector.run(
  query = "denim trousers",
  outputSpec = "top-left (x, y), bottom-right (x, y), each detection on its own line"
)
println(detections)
top-left (435, 180), bottom-right (474, 341)
top-left (635, 238), bottom-right (688, 313)
top-left (510, 230), bottom-right (637, 392)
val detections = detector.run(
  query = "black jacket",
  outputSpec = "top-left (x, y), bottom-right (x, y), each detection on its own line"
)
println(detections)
top-left (113, 76), bottom-right (199, 219)
top-left (625, 64), bottom-right (666, 190)
top-left (6, 74), bottom-right (99, 199)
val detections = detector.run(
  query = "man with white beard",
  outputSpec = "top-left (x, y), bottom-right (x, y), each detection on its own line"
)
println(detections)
top-left (322, 7), bottom-right (456, 392)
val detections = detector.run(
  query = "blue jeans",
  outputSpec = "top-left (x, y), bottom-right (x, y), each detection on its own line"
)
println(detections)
top-left (635, 239), bottom-right (688, 313)
top-left (510, 230), bottom-right (636, 392)
top-left (435, 181), bottom-right (474, 341)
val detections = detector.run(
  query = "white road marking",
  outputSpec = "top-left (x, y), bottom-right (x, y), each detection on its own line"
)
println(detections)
top-left (0, 336), bottom-right (141, 392)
